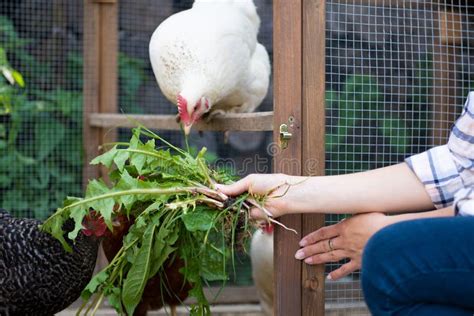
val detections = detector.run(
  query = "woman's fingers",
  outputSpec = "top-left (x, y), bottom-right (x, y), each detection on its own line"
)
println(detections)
top-left (303, 249), bottom-right (347, 265)
top-left (299, 224), bottom-right (340, 247)
top-left (295, 236), bottom-right (343, 259)
top-left (250, 206), bottom-right (269, 220)
top-left (327, 260), bottom-right (360, 281)
top-left (215, 175), bottom-right (254, 196)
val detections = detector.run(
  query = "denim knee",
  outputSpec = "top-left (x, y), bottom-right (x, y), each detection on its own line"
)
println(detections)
top-left (361, 224), bottom-right (400, 314)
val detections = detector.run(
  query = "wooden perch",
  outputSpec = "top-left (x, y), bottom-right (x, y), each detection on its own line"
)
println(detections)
top-left (88, 111), bottom-right (274, 132)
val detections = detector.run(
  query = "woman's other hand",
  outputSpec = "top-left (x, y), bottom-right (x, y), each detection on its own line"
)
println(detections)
top-left (295, 212), bottom-right (393, 280)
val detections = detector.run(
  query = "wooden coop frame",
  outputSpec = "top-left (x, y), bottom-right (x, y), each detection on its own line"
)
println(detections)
top-left (82, 0), bottom-right (465, 315)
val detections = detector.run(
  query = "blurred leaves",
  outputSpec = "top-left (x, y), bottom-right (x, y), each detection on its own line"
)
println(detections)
top-left (326, 68), bottom-right (432, 173)
top-left (0, 16), bottom-right (82, 218)
top-left (0, 15), bottom-right (147, 219)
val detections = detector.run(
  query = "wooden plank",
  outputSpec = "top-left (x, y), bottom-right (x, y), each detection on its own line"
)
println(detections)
top-left (83, 0), bottom-right (101, 186)
top-left (88, 112), bottom-right (274, 131)
top-left (273, 0), bottom-right (303, 315)
top-left (302, 0), bottom-right (326, 315)
top-left (432, 9), bottom-right (462, 146)
top-left (329, 0), bottom-right (433, 8)
top-left (438, 9), bottom-right (463, 45)
top-left (432, 45), bottom-right (459, 146)
top-left (98, 0), bottom-right (118, 178)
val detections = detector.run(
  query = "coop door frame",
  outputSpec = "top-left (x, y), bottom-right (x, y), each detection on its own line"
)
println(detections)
top-left (273, 1), bottom-right (326, 315)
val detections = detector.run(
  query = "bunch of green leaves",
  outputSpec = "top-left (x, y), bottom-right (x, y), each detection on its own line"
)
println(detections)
top-left (41, 127), bottom-right (254, 315)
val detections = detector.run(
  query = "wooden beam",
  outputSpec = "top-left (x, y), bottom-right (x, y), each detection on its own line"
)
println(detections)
top-left (329, 0), bottom-right (433, 8)
top-left (83, 0), bottom-right (101, 185)
top-left (88, 112), bottom-right (274, 131)
top-left (432, 9), bottom-right (462, 146)
top-left (98, 0), bottom-right (118, 177)
top-left (83, 0), bottom-right (118, 186)
top-left (438, 9), bottom-right (463, 45)
top-left (302, 0), bottom-right (326, 315)
top-left (273, 0), bottom-right (303, 315)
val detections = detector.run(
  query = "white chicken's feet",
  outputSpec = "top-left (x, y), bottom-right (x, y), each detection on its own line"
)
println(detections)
top-left (203, 109), bottom-right (226, 123)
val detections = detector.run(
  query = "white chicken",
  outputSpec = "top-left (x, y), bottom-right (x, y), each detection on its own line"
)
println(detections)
top-left (250, 223), bottom-right (274, 316)
top-left (149, 0), bottom-right (271, 135)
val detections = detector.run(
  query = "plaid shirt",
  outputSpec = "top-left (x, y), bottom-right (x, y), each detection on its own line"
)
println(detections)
top-left (405, 92), bottom-right (474, 216)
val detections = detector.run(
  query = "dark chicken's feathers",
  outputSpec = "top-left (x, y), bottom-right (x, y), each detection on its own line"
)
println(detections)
top-left (0, 209), bottom-right (99, 316)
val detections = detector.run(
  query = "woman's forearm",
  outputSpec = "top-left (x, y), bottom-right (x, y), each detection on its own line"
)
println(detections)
top-left (285, 163), bottom-right (434, 215)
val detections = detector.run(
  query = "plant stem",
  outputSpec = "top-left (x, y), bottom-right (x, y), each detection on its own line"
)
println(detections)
top-left (43, 187), bottom-right (206, 226)
top-left (90, 293), bottom-right (105, 316)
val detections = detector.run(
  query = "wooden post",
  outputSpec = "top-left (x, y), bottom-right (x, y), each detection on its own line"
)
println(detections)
top-left (274, 1), bottom-right (326, 314)
top-left (302, 0), bottom-right (326, 315)
top-left (432, 9), bottom-right (463, 146)
top-left (273, 0), bottom-right (303, 315)
top-left (83, 0), bottom-right (118, 186)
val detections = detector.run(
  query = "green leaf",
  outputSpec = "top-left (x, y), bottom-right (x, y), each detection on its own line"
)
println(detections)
top-left (67, 205), bottom-right (87, 240)
top-left (122, 224), bottom-right (156, 315)
top-left (130, 150), bottom-right (147, 174)
top-left (114, 150), bottom-right (129, 172)
top-left (12, 70), bottom-right (24, 87)
top-left (107, 287), bottom-right (123, 313)
top-left (182, 207), bottom-right (216, 232)
top-left (81, 269), bottom-right (109, 301)
top-left (40, 210), bottom-right (72, 252)
top-left (35, 118), bottom-right (66, 160)
top-left (149, 223), bottom-right (179, 278)
top-left (86, 180), bottom-right (115, 230)
top-left (115, 170), bottom-right (139, 210)
top-left (30, 165), bottom-right (50, 189)
top-left (380, 115), bottom-right (410, 153)
top-left (201, 244), bottom-right (227, 281)
top-left (1, 67), bottom-right (14, 85)
top-left (90, 146), bottom-right (118, 168)
top-left (0, 173), bottom-right (11, 188)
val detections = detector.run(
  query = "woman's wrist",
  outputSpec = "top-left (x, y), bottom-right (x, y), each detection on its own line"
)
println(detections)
top-left (275, 175), bottom-right (323, 215)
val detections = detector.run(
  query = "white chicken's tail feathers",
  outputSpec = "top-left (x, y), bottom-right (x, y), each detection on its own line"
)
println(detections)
top-left (193, 0), bottom-right (260, 30)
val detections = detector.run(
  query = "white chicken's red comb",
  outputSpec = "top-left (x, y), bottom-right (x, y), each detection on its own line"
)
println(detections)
top-left (177, 94), bottom-right (191, 124)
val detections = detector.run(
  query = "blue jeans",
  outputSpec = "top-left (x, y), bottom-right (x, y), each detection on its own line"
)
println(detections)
top-left (361, 216), bottom-right (474, 316)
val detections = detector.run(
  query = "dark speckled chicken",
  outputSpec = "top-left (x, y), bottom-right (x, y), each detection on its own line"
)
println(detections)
top-left (0, 209), bottom-right (103, 316)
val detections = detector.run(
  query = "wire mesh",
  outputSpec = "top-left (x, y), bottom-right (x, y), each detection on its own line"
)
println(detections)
top-left (0, 0), bottom-right (84, 220)
top-left (325, 0), bottom-right (474, 313)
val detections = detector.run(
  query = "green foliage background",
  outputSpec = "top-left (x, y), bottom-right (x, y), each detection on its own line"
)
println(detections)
top-left (0, 16), bottom-right (146, 219)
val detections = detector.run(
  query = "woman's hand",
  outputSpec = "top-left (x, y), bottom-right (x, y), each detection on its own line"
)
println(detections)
top-left (295, 212), bottom-right (394, 280)
top-left (216, 173), bottom-right (303, 219)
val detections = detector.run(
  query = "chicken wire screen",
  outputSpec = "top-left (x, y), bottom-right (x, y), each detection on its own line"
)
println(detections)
top-left (0, 1), bottom-right (84, 220)
top-left (325, 0), bottom-right (473, 312)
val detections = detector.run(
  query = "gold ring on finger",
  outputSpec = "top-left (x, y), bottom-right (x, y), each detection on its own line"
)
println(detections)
top-left (328, 238), bottom-right (335, 251)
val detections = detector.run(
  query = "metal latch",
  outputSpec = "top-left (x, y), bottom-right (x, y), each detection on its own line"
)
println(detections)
top-left (279, 123), bottom-right (293, 149)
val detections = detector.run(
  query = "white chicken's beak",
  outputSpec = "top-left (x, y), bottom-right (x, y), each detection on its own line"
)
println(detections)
top-left (183, 123), bottom-right (193, 136)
